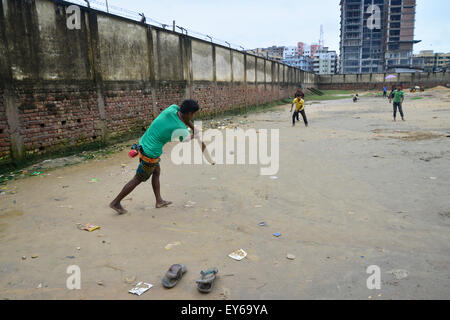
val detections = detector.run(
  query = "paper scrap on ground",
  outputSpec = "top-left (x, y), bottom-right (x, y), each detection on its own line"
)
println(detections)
top-left (388, 269), bottom-right (409, 280)
top-left (228, 249), bottom-right (247, 261)
top-left (77, 223), bottom-right (101, 232)
top-left (165, 241), bottom-right (181, 250)
top-left (184, 201), bottom-right (196, 208)
top-left (128, 282), bottom-right (153, 296)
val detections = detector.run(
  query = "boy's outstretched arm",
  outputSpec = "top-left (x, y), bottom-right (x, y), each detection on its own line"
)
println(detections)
top-left (185, 120), bottom-right (215, 165)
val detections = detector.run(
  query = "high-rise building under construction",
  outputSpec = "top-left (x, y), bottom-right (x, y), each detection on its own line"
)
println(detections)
top-left (340, 0), bottom-right (420, 74)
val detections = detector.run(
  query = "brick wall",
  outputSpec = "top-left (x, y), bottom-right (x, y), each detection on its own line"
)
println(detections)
top-left (216, 83), bottom-right (233, 112)
top-left (103, 82), bottom-right (154, 137)
top-left (232, 83), bottom-right (247, 108)
top-left (246, 85), bottom-right (258, 106)
top-left (16, 82), bottom-right (100, 157)
top-left (0, 0), bottom-right (316, 165)
top-left (0, 88), bottom-right (10, 162)
top-left (154, 82), bottom-right (188, 115)
top-left (191, 82), bottom-right (215, 114)
top-left (0, 80), bottom-right (304, 163)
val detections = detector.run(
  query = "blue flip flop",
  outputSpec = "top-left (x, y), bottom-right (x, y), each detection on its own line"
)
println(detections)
top-left (196, 268), bottom-right (218, 293)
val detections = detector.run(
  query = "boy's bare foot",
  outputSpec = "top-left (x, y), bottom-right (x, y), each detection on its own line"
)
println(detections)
top-left (110, 202), bottom-right (128, 215)
top-left (156, 200), bottom-right (172, 209)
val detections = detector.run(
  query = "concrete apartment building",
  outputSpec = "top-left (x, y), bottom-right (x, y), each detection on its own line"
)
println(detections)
top-left (267, 46), bottom-right (285, 61)
top-left (283, 55), bottom-right (314, 72)
top-left (283, 46), bottom-right (298, 59)
top-left (298, 42), bottom-right (322, 59)
top-left (313, 47), bottom-right (338, 74)
top-left (413, 50), bottom-right (450, 72)
top-left (248, 43), bottom-right (337, 74)
top-left (340, 0), bottom-right (420, 74)
top-left (245, 46), bottom-right (285, 61)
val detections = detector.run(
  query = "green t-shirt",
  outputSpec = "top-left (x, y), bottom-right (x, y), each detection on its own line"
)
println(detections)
top-left (393, 90), bottom-right (404, 103)
top-left (139, 105), bottom-right (190, 158)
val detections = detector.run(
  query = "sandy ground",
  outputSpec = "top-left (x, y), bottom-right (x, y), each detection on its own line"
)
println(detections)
top-left (0, 88), bottom-right (449, 300)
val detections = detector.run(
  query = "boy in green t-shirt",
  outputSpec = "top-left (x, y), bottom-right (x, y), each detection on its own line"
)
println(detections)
top-left (389, 86), bottom-right (405, 122)
top-left (109, 100), bottom-right (201, 214)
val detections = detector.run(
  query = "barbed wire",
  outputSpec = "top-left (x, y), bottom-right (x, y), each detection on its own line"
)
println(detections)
top-left (62, 0), bottom-right (263, 55)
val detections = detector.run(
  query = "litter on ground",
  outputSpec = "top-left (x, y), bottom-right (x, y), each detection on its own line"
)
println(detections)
top-left (128, 282), bottom-right (153, 296)
top-left (165, 241), bottom-right (181, 250)
top-left (77, 223), bottom-right (101, 232)
top-left (228, 249), bottom-right (247, 261)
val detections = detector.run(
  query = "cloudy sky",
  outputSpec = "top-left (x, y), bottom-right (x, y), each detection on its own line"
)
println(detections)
top-left (97, 0), bottom-right (449, 53)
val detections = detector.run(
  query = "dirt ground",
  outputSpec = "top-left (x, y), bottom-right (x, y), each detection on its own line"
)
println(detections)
top-left (1, 88), bottom-right (449, 300)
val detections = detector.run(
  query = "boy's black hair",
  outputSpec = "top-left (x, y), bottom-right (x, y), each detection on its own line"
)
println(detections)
top-left (180, 99), bottom-right (200, 114)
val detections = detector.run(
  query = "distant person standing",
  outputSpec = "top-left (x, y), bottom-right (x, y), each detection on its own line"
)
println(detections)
top-left (295, 85), bottom-right (305, 99)
top-left (389, 85), bottom-right (405, 122)
top-left (383, 86), bottom-right (387, 98)
top-left (388, 86), bottom-right (396, 101)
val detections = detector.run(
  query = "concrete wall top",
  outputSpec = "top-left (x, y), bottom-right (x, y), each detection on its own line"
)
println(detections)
top-left (246, 55), bottom-right (256, 83)
top-left (317, 72), bottom-right (449, 89)
top-left (97, 14), bottom-right (150, 81)
top-left (232, 51), bottom-right (245, 82)
top-left (156, 31), bottom-right (184, 81)
top-left (373, 74), bottom-right (384, 82)
top-left (192, 39), bottom-right (213, 81)
top-left (215, 46), bottom-right (231, 82)
top-left (36, 0), bottom-right (90, 80)
top-left (265, 60), bottom-right (272, 83)
top-left (0, 0), bottom-right (316, 85)
top-left (3, 0), bottom-right (92, 80)
top-left (256, 58), bottom-right (265, 83)
top-left (273, 63), bottom-right (279, 83)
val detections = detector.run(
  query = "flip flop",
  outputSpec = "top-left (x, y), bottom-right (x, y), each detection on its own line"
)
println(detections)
top-left (196, 268), bottom-right (218, 293)
top-left (162, 264), bottom-right (187, 289)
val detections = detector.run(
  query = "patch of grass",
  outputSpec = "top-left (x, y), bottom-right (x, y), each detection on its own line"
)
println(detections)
top-left (362, 92), bottom-right (384, 97)
top-left (411, 97), bottom-right (424, 100)
top-left (0, 130), bottom-right (145, 178)
top-left (306, 94), bottom-right (353, 101)
top-left (318, 90), bottom-right (355, 95)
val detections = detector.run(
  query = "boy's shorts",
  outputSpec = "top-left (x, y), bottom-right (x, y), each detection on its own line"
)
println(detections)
top-left (136, 158), bottom-right (161, 182)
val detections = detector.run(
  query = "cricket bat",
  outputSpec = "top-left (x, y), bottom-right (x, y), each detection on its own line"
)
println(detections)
top-left (200, 141), bottom-right (215, 165)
